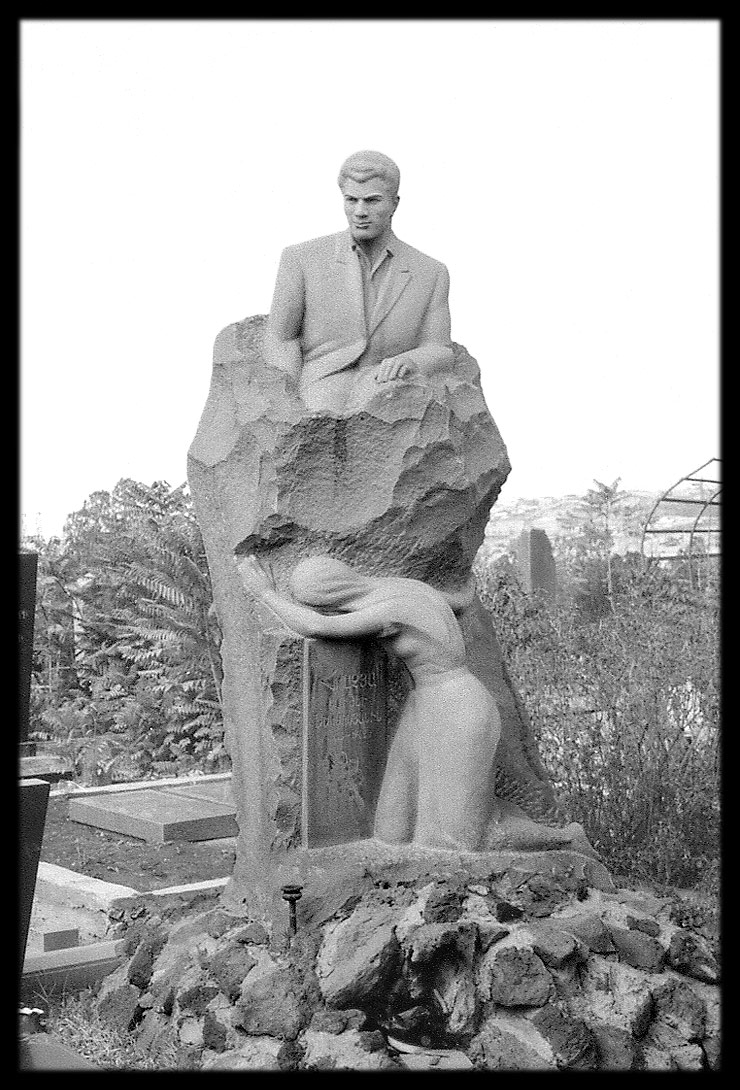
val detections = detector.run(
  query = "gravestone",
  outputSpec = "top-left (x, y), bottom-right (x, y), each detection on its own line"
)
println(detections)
top-left (513, 528), bottom-right (558, 601)
top-left (302, 640), bottom-right (388, 848)
top-left (19, 778), bottom-right (50, 977)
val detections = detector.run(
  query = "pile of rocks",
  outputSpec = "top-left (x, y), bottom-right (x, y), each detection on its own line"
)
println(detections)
top-left (95, 862), bottom-right (720, 1071)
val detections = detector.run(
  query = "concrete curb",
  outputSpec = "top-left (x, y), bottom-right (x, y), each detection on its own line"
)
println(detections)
top-left (35, 862), bottom-right (141, 910)
top-left (50, 771), bottom-right (232, 799)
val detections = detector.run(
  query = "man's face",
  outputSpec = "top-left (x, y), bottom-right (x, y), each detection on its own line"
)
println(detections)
top-left (341, 176), bottom-right (399, 244)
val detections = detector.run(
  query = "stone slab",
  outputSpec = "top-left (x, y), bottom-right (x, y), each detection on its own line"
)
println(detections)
top-left (35, 861), bottom-right (141, 910)
top-left (21, 940), bottom-right (126, 998)
top-left (163, 779), bottom-right (235, 807)
top-left (302, 639), bottom-right (388, 848)
top-left (147, 877), bottom-right (230, 898)
top-left (68, 786), bottom-right (238, 842)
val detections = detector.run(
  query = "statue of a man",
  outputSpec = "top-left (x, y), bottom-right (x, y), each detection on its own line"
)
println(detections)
top-left (264, 150), bottom-right (456, 413)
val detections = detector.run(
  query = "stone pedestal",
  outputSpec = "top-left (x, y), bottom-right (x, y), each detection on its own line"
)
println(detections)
top-left (187, 315), bottom-right (590, 916)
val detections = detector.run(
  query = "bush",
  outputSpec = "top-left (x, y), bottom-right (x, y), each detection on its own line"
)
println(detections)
top-left (476, 553), bottom-right (720, 892)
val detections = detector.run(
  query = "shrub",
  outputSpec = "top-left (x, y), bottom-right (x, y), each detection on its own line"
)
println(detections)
top-left (476, 553), bottom-right (720, 892)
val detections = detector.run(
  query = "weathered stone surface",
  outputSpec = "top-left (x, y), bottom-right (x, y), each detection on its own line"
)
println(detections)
top-left (610, 925), bottom-right (666, 971)
top-left (469, 1015), bottom-right (557, 1069)
top-left (519, 921), bottom-right (588, 968)
top-left (404, 920), bottom-right (478, 966)
top-left (127, 923), bottom-right (169, 990)
top-left (528, 1004), bottom-right (599, 1069)
top-left (626, 913), bottom-right (660, 937)
top-left (82, 865), bottom-right (720, 1072)
top-left (398, 1049), bottom-right (475, 1069)
top-left (316, 900), bottom-right (401, 1008)
top-left (667, 928), bottom-right (719, 984)
top-left (423, 882), bottom-right (467, 923)
top-left (176, 1013), bottom-right (204, 1048)
top-left (309, 1008), bottom-right (368, 1034)
top-left (477, 944), bottom-right (553, 1008)
top-left (232, 922), bottom-right (270, 946)
top-left (575, 957), bottom-right (655, 1038)
top-left (650, 977), bottom-right (706, 1041)
top-left (233, 966), bottom-right (309, 1040)
top-left (302, 1027), bottom-right (400, 1070)
top-left (200, 1036), bottom-right (283, 1070)
top-left (589, 1021), bottom-right (646, 1070)
top-left (97, 983), bottom-right (142, 1033)
top-left (207, 944), bottom-right (257, 1001)
top-left (550, 912), bottom-right (616, 954)
top-left (176, 983), bottom-right (220, 1017)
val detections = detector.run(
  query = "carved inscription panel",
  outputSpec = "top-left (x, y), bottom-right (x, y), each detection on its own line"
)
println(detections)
top-left (302, 639), bottom-right (388, 849)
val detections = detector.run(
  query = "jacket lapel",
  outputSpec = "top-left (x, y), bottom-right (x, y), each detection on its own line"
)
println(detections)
top-left (334, 233), bottom-right (365, 330)
top-left (368, 243), bottom-right (412, 336)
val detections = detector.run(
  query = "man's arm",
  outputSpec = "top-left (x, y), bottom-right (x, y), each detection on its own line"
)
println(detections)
top-left (263, 247), bottom-right (305, 382)
top-left (376, 264), bottom-right (454, 383)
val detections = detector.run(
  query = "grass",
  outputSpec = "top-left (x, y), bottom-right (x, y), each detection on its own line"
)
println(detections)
top-left (23, 986), bottom-right (175, 1070)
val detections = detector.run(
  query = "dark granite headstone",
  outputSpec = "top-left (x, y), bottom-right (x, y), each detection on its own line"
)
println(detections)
top-left (513, 528), bottom-right (558, 601)
top-left (302, 640), bottom-right (388, 848)
top-left (19, 777), bottom-right (50, 976)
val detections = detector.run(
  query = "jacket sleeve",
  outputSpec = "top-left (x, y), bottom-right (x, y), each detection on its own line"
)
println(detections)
top-left (418, 263), bottom-right (452, 347)
top-left (264, 246), bottom-right (305, 379)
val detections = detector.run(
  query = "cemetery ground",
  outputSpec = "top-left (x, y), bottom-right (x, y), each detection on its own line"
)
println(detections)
top-left (39, 790), bottom-right (236, 892)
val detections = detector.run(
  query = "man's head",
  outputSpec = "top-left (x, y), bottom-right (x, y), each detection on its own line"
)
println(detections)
top-left (338, 150), bottom-right (400, 246)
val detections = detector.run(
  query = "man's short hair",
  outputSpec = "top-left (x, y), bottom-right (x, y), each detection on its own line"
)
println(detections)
top-left (338, 150), bottom-right (401, 196)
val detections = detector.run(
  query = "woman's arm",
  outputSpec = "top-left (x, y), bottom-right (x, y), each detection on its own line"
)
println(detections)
top-left (437, 575), bottom-right (477, 615)
top-left (236, 556), bottom-right (395, 640)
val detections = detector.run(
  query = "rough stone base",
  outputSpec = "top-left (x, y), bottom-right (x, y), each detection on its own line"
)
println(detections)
top-left (91, 856), bottom-right (720, 1071)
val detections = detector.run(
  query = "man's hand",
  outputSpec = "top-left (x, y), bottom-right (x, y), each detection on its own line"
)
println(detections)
top-left (375, 355), bottom-right (415, 383)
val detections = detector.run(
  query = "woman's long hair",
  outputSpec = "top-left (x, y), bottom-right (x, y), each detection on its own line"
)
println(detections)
top-left (288, 556), bottom-right (375, 612)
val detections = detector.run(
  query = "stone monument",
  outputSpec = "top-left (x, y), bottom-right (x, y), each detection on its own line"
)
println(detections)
top-left (187, 151), bottom-right (605, 919)
top-left (513, 528), bottom-right (558, 601)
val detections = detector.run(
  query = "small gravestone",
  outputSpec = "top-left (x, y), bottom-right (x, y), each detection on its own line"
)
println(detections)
top-left (302, 640), bottom-right (388, 848)
top-left (19, 777), bottom-right (50, 976)
top-left (513, 528), bottom-right (558, 601)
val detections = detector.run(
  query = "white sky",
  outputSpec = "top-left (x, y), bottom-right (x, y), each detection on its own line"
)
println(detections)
top-left (20, 19), bottom-right (720, 540)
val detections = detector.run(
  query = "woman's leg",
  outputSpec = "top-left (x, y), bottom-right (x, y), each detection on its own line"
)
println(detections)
top-left (373, 701), bottom-right (418, 844)
top-left (413, 676), bottom-right (501, 851)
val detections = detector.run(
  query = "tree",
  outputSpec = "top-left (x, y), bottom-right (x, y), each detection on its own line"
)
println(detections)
top-left (26, 479), bottom-right (227, 782)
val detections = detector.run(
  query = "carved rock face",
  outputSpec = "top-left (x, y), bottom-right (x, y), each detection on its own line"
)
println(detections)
top-left (188, 315), bottom-right (510, 594)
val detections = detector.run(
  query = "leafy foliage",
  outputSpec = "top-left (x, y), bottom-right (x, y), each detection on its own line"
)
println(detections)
top-left (476, 527), bottom-right (720, 892)
top-left (26, 479), bottom-right (227, 783)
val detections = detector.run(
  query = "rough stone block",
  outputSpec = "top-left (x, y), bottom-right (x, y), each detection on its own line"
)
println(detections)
top-left (469, 1015), bottom-right (557, 1069)
top-left (316, 901), bottom-right (401, 1008)
top-left (528, 1004), bottom-right (599, 1069)
top-left (478, 945), bottom-right (553, 1008)
top-left (589, 1022), bottom-right (645, 1070)
top-left (233, 966), bottom-right (309, 1039)
top-left (667, 928), bottom-right (719, 984)
top-left (610, 925), bottom-right (666, 971)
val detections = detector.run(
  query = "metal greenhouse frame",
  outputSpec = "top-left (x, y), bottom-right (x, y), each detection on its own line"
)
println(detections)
top-left (640, 458), bottom-right (721, 587)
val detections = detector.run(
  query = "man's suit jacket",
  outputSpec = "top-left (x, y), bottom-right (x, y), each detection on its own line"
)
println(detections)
top-left (266, 230), bottom-right (452, 390)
